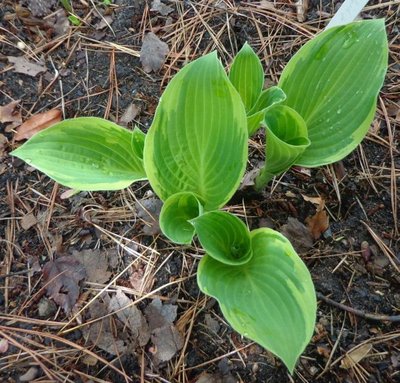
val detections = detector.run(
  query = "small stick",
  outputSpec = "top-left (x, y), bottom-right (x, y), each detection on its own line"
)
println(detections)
top-left (317, 292), bottom-right (400, 322)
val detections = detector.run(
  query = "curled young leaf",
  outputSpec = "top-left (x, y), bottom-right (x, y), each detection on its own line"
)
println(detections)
top-left (279, 19), bottom-right (388, 167)
top-left (144, 52), bottom-right (248, 211)
top-left (247, 86), bottom-right (286, 135)
top-left (191, 211), bottom-right (252, 266)
top-left (11, 117), bottom-right (147, 191)
top-left (255, 105), bottom-right (310, 189)
top-left (229, 43), bottom-right (264, 112)
top-left (197, 228), bottom-right (316, 373)
top-left (159, 192), bottom-right (204, 245)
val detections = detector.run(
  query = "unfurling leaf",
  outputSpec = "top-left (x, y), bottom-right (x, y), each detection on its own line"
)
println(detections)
top-left (255, 105), bottom-right (310, 189)
top-left (159, 192), bottom-right (203, 244)
top-left (144, 52), bottom-right (248, 211)
top-left (197, 225), bottom-right (316, 372)
top-left (279, 19), bottom-right (388, 167)
top-left (247, 86), bottom-right (286, 135)
top-left (11, 117), bottom-right (147, 191)
top-left (191, 211), bottom-right (252, 265)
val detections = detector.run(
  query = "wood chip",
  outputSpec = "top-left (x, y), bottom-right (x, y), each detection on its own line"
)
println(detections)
top-left (20, 213), bottom-right (38, 230)
top-left (341, 344), bottom-right (372, 369)
top-left (295, 0), bottom-right (309, 22)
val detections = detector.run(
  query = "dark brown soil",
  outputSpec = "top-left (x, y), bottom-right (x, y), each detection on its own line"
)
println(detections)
top-left (1, 1), bottom-right (399, 382)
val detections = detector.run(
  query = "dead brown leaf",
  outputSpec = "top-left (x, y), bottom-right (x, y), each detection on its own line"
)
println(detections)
top-left (129, 265), bottom-right (154, 293)
top-left (15, 109), bottom-right (62, 141)
top-left (140, 32), bottom-right (169, 73)
top-left (0, 100), bottom-right (22, 125)
top-left (151, 0), bottom-right (174, 16)
top-left (302, 194), bottom-right (329, 239)
top-left (73, 249), bottom-right (111, 284)
top-left (23, 0), bottom-right (57, 17)
top-left (301, 194), bottom-right (324, 207)
top-left (119, 103), bottom-right (140, 127)
top-left (8, 56), bottom-right (47, 77)
top-left (151, 325), bottom-right (184, 362)
top-left (340, 344), bottom-right (372, 369)
top-left (95, 15), bottom-right (114, 30)
top-left (145, 297), bottom-right (177, 330)
top-left (42, 256), bottom-right (86, 314)
top-left (108, 289), bottom-right (150, 347)
top-left (306, 210), bottom-right (329, 240)
top-left (83, 300), bottom-right (127, 355)
top-left (145, 298), bottom-right (183, 362)
top-left (280, 217), bottom-right (314, 253)
top-left (51, 9), bottom-right (70, 36)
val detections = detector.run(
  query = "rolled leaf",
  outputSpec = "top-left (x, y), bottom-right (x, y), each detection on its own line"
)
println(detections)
top-left (11, 117), bottom-right (147, 190)
top-left (229, 43), bottom-right (264, 112)
top-left (144, 52), bottom-right (248, 211)
top-left (191, 211), bottom-right (252, 266)
top-left (255, 105), bottom-right (310, 189)
top-left (247, 86), bottom-right (286, 135)
top-left (198, 228), bottom-right (316, 372)
top-left (279, 19), bottom-right (388, 167)
top-left (159, 192), bottom-right (204, 244)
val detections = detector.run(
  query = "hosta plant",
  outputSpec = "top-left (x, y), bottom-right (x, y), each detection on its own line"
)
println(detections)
top-left (11, 19), bottom-right (388, 372)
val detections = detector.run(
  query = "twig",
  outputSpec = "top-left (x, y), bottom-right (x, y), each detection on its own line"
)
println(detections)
top-left (317, 292), bottom-right (400, 322)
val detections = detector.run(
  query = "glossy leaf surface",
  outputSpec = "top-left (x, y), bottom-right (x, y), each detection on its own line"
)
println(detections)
top-left (144, 52), bottom-right (248, 211)
top-left (279, 19), bottom-right (388, 166)
top-left (191, 211), bottom-right (252, 266)
top-left (229, 43), bottom-right (264, 112)
top-left (11, 117), bottom-right (146, 190)
top-left (198, 228), bottom-right (316, 372)
top-left (255, 105), bottom-right (310, 189)
top-left (159, 192), bottom-right (203, 244)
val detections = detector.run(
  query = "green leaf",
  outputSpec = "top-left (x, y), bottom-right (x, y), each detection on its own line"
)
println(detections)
top-left (198, 228), bottom-right (316, 372)
top-left (144, 52), bottom-right (248, 211)
top-left (279, 19), bottom-right (388, 167)
top-left (247, 86), bottom-right (287, 135)
top-left (159, 192), bottom-right (204, 244)
top-left (191, 211), bottom-right (252, 266)
top-left (255, 105), bottom-right (310, 189)
top-left (68, 14), bottom-right (81, 26)
top-left (229, 43), bottom-right (264, 112)
top-left (11, 117), bottom-right (147, 191)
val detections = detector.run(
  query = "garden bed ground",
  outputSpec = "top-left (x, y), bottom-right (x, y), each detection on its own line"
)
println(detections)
top-left (0, 1), bottom-right (399, 382)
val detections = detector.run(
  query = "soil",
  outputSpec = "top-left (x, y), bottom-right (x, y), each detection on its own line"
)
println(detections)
top-left (0, 1), bottom-right (399, 382)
